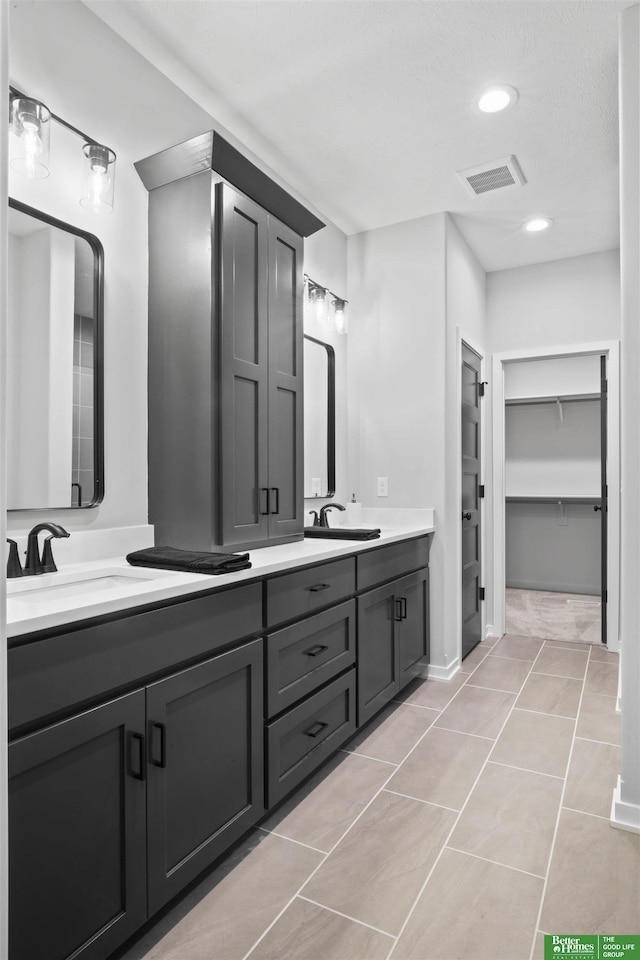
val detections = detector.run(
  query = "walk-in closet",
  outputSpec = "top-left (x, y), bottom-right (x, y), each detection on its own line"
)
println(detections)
top-left (504, 355), bottom-right (606, 645)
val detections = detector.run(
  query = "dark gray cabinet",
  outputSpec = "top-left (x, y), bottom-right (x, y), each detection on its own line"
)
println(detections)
top-left (9, 690), bottom-right (147, 960)
top-left (8, 593), bottom-right (264, 960)
top-left (7, 534), bottom-right (431, 960)
top-left (139, 134), bottom-right (312, 552)
top-left (218, 183), bottom-right (303, 548)
top-left (146, 640), bottom-right (264, 915)
top-left (357, 568), bottom-right (429, 725)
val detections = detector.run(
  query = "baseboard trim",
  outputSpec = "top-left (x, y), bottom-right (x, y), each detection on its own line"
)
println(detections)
top-left (610, 777), bottom-right (640, 834)
top-left (427, 660), bottom-right (460, 681)
top-left (485, 624), bottom-right (501, 639)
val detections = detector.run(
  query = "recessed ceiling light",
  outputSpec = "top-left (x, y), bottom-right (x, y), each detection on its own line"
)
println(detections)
top-left (522, 217), bottom-right (553, 233)
top-left (476, 85), bottom-right (519, 114)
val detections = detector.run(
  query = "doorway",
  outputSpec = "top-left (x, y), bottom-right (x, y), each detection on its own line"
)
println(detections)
top-left (491, 343), bottom-right (619, 652)
top-left (461, 341), bottom-right (483, 659)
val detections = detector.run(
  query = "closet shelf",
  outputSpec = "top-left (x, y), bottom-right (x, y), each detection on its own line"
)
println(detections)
top-left (506, 495), bottom-right (602, 504)
top-left (505, 393), bottom-right (600, 406)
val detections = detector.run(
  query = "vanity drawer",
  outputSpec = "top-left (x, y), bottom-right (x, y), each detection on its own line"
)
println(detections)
top-left (266, 557), bottom-right (355, 628)
top-left (8, 582), bottom-right (263, 735)
top-left (266, 600), bottom-right (356, 718)
top-left (357, 536), bottom-right (431, 592)
top-left (266, 669), bottom-right (356, 807)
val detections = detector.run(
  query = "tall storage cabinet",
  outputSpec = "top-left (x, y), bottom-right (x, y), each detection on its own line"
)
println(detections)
top-left (218, 185), bottom-right (303, 547)
top-left (136, 132), bottom-right (322, 551)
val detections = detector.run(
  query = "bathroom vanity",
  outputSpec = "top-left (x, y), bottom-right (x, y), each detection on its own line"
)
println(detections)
top-left (7, 526), bottom-right (432, 960)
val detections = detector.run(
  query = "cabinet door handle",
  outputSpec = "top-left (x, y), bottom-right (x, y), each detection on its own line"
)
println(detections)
top-left (462, 511), bottom-right (472, 521)
top-left (309, 583), bottom-right (331, 593)
top-left (394, 597), bottom-right (403, 622)
top-left (305, 644), bottom-right (329, 657)
top-left (401, 597), bottom-right (408, 620)
top-left (128, 732), bottom-right (145, 781)
top-left (305, 721), bottom-right (329, 738)
top-left (259, 488), bottom-right (270, 516)
top-left (149, 721), bottom-right (167, 768)
top-left (270, 487), bottom-right (280, 515)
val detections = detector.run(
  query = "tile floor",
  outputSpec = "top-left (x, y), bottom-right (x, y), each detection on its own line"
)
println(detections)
top-left (117, 637), bottom-right (639, 960)
top-left (505, 588), bottom-right (602, 644)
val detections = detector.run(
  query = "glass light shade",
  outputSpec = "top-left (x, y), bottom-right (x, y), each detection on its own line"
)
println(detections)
top-left (10, 97), bottom-right (51, 179)
top-left (309, 284), bottom-right (329, 326)
top-left (80, 142), bottom-right (116, 213)
top-left (332, 298), bottom-right (348, 335)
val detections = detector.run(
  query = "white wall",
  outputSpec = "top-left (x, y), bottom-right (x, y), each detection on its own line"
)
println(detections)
top-left (0, 2), bottom-right (8, 952)
top-left (7, 1), bottom-right (349, 562)
top-left (487, 249), bottom-right (620, 353)
top-left (615, 1), bottom-right (640, 833)
top-left (347, 212), bottom-right (486, 673)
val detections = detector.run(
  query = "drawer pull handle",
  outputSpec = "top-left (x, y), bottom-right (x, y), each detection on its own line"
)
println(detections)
top-left (149, 721), bottom-right (167, 768)
top-left (394, 598), bottom-right (403, 622)
top-left (305, 721), bottom-right (329, 738)
top-left (309, 583), bottom-right (331, 593)
top-left (305, 644), bottom-right (329, 657)
top-left (128, 732), bottom-right (145, 781)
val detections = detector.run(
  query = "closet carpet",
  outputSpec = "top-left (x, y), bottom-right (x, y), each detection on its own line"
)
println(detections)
top-left (115, 639), bottom-right (635, 960)
top-left (506, 588), bottom-right (601, 644)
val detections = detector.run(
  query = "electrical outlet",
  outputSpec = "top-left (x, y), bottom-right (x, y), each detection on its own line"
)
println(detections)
top-left (377, 477), bottom-right (388, 497)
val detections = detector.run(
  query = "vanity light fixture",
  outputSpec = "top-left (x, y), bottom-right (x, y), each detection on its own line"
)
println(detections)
top-left (522, 216), bottom-right (553, 233)
top-left (80, 143), bottom-right (117, 213)
top-left (304, 275), bottom-right (348, 335)
top-left (9, 96), bottom-right (51, 179)
top-left (476, 84), bottom-right (519, 114)
top-left (9, 86), bottom-right (117, 213)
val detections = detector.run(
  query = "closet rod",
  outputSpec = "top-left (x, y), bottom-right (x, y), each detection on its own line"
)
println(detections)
top-left (505, 394), bottom-right (600, 406)
top-left (506, 496), bottom-right (601, 504)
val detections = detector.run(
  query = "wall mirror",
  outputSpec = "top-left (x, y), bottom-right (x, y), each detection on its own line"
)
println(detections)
top-left (304, 334), bottom-right (335, 499)
top-left (7, 198), bottom-right (104, 509)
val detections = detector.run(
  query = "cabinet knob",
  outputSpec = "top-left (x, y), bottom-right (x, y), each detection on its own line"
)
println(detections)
top-left (462, 511), bottom-right (472, 521)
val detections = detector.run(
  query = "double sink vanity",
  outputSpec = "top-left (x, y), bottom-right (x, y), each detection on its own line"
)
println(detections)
top-left (7, 522), bottom-right (433, 960)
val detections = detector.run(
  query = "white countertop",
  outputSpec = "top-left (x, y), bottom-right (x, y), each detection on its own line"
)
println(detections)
top-left (7, 520), bottom-right (434, 639)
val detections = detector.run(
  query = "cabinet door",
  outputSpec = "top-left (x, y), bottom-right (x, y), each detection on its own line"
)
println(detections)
top-left (218, 182), bottom-right (270, 547)
top-left (398, 568), bottom-right (430, 688)
top-left (357, 583), bottom-right (399, 725)
top-left (146, 639), bottom-right (264, 915)
top-left (267, 217), bottom-right (304, 539)
top-left (9, 691), bottom-right (147, 960)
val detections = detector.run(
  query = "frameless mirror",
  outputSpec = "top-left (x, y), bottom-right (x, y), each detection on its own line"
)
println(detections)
top-left (7, 198), bottom-right (104, 509)
top-left (304, 334), bottom-right (335, 498)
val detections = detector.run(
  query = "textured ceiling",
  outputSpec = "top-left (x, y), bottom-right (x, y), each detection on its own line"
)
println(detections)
top-left (85, 0), bottom-right (624, 271)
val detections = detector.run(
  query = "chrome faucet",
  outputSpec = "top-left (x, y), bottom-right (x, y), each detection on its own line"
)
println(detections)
top-left (24, 522), bottom-right (70, 576)
top-left (319, 502), bottom-right (345, 528)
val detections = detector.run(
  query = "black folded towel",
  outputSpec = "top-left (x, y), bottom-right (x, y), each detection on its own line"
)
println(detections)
top-left (304, 527), bottom-right (381, 541)
top-left (126, 546), bottom-right (251, 575)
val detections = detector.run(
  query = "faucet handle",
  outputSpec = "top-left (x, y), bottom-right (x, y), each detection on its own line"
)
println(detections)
top-left (41, 536), bottom-right (59, 574)
top-left (6, 539), bottom-right (23, 578)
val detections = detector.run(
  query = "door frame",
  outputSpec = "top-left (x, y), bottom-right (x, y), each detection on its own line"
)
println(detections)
top-left (491, 340), bottom-right (620, 651)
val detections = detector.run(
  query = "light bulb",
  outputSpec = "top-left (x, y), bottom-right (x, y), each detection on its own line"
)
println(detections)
top-left (80, 143), bottom-right (116, 213)
top-left (332, 299), bottom-right (348, 335)
top-left (10, 97), bottom-right (50, 179)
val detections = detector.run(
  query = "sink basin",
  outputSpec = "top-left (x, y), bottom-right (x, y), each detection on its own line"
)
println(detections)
top-left (304, 527), bottom-right (381, 541)
top-left (7, 565), bottom-right (175, 606)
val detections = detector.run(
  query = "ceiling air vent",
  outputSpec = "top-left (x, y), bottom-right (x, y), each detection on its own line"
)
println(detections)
top-left (457, 155), bottom-right (526, 196)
